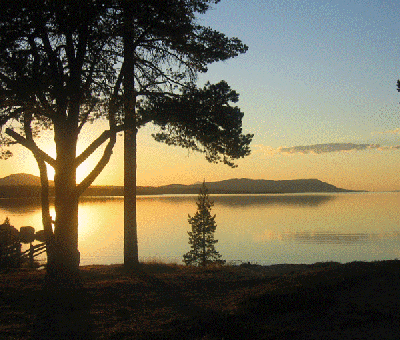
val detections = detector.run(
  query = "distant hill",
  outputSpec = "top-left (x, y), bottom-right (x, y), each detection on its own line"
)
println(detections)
top-left (140, 178), bottom-right (353, 195)
top-left (0, 173), bottom-right (54, 186)
top-left (0, 174), bottom-right (355, 198)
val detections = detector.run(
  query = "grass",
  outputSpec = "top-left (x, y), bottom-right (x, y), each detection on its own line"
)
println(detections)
top-left (1, 260), bottom-right (400, 339)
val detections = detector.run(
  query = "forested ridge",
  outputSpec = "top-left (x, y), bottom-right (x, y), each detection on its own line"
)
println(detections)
top-left (0, 176), bottom-right (353, 198)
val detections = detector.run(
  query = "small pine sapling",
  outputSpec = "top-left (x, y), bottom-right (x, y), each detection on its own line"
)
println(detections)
top-left (183, 181), bottom-right (225, 267)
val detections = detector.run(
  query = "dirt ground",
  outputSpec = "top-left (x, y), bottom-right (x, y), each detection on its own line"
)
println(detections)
top-left (1, 260), bottom-right (400, 339)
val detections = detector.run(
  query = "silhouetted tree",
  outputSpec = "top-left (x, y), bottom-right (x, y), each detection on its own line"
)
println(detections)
top-left (0, 217), bottom-right (20, 268)
top-left (118, 0), bottom-right (251, 268)
top-left (0, 1), bottom-right (252, 279)
top-left (183, 181), bottom-right (224, 266)
top-left (0, 1), bottom-right (119, 282)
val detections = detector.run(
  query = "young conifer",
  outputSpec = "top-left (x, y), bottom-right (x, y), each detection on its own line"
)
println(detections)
top-left (183, 181), bottom-right (224, 266)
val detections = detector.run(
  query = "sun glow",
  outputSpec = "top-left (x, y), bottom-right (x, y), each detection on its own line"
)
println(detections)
top-left (38, 122), bottom-right (111, 186)
top-left (45, 159), bottom-right (95, 184)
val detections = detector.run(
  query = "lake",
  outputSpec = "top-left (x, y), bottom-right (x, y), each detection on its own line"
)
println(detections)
top-left (0, 192), bottom-right (399, 266)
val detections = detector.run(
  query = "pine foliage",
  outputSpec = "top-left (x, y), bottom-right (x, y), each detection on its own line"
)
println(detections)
top-left (183, 181), bottom-right (224, 266)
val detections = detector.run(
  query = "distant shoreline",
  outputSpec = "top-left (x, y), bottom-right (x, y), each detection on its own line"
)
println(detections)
top-left (0, 184), bottom-right (361, 199)
top-left (0, 175), bottom-right (361, 198)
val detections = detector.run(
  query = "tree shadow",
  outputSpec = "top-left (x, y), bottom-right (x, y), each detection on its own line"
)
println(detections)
top-left (115, 264), bottom-right (272, 339)
top-left (32, 273), bottom-right (94, 340)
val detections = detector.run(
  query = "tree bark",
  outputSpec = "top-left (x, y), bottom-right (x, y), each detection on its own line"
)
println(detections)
top-left (46, 121), bottom-right (81, 285)
top-left (123, 4), bottom-right (139, 269)
top-left (124, 128), bottom-right (139, 268)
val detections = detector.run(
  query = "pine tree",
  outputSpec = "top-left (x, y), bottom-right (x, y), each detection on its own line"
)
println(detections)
top-left (183, 181), bottom-right (225, 267)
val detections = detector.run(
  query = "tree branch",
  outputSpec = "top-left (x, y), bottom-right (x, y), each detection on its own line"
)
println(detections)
top-left (110, 62), bottom-right (125, 104)
top-left (77, 99), bottom-right (99, 132)
top-left (75, 132), bottom-right (117, 196)
top-left (75, 124), bottom-right (124, 167)
top-left (35, 92), bottom-right (57, 118)
top-left (27, 35), bottom-right (41, 78)
top-left (75, 130), bottom-right (112, 166)
top-left (5, 128), bottom-right (56, 167)
top-left (37, 20), bottom-right (64, 101)
top-left (24, 114), bottom-right (54, 242)
top-left (65, 30), bottom-right (76, 71)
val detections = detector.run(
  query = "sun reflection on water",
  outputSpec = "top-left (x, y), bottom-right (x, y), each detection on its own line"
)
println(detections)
top-left (0, 192), bottom-right (399, 266)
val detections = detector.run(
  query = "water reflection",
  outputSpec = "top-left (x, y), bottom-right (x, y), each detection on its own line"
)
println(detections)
top-left (258, 229), bottom-right (400, 245)
top-left (0, 192), bottom-right (399, 265)
top-left (212, 194), bottom-right (335, 207)
top-left (0, 194), bottom-right (335, 213)
top-left (286, 231), bottom-right (372, 244)
top-left (79, 196), bottom-right (124, 203)
top-left (137, 194), bottom-right (336, 207)
top-left (0, 198), bottom-right (43, 214)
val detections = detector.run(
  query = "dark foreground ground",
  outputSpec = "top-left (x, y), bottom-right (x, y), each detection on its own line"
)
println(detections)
top-left (1, 260), bottom-right (400, 339)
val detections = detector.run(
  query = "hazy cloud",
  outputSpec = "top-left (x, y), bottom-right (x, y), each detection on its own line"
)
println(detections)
top-left (278, 143), bottom-right (380, 154)
top-left (256, 143), bottom-right (400, 156)
top-left (377, 128), bottom-right (400, 135)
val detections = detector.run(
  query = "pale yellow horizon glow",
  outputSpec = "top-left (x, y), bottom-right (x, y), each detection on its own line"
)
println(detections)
top-left (0, 123), bottom-right (398, 192)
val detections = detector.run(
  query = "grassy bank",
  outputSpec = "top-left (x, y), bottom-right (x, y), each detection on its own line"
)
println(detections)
top-left (1, 260), bottom-right (400, 339)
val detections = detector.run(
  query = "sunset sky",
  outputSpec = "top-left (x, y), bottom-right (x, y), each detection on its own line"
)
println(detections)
top-left (1, 0), bottom-right (399, 191)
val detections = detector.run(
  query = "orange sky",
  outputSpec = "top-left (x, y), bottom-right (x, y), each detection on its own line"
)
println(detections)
top-left (0, 122), bottom-right (399, 192)
top-left (1, 1), bottom-right (400, 192)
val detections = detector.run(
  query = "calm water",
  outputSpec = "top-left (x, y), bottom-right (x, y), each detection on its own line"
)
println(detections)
top-left (1, 192), bottom-right (399, 266)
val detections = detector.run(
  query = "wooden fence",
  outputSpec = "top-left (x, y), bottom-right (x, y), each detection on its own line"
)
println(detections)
top-left (0, 242), bottom-right (21, 268)
top-left (21, 242), bottom-right (47, 267)
top-left (0, 242), bottom-right (46, 269)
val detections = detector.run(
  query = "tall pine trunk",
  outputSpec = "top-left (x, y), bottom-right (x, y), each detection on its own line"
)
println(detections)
top-left (36, 125), bottom-right (90, 338)
top-left (124, 126), bottom-right (138, 268)
top-left (46, 121), bottom-right (81, 284)
top-left (123, 4), bottom-right (139, 269)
